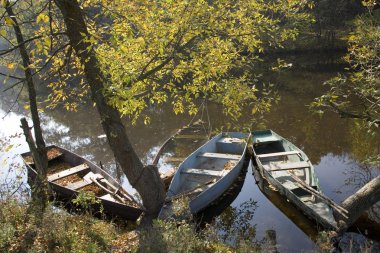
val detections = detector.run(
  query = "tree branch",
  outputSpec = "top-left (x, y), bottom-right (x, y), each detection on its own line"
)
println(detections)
top-left (328, 101), bottom-right (380, 124)
top-left (0, 32), bottom-right (66, 56)
top-left (136, 35), bottom-right (198, 82)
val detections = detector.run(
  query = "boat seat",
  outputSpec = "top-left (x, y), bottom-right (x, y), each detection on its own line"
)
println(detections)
top-left (181, 168), bottom-right (223, 177)
top-left (257, 150), bottom-right (301, 158)
top-left (163, 157), bottom-right (186, 163)
top-left (175, 134), bottom-right (208, 139)
top-left (67, 179), bottom-right (92, 190)
top-left (254, 135), bottom-right (280, 144)
top-left (48, 163), bottom-right (90, 181)
top-left (268, 161), bottom-right (310, 171)
top-left (100, 194), bottom-right (116, 201)
top-left (197, 152), bottom-right (241, 160)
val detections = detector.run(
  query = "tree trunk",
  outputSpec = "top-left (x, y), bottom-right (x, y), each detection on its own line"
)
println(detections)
top-left (5, 1), bottom-right (48, 214)
top-left (336, 175), bottom-right (380, 233)
top-left (54, 0), bottom-right (165, 219)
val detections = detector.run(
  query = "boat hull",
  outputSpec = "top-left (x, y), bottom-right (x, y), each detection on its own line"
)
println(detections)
top-left (22, 145), bottom-right (143, 221)
top-left (251, 130), bottom-right (337, 230)
top-left (162, 132), bottom-right (250, 217)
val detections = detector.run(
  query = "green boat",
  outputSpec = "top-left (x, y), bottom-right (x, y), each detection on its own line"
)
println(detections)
top-left (251, 130), bottom-right (338, 230)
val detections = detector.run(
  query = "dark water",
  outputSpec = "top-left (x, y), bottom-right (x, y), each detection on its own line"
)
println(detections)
top-left (1, 56), bottom-right (379, 252)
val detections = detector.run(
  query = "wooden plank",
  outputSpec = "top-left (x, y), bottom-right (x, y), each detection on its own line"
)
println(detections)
top-left (257, 150), bottom-right (301, 158)
top-left (163, 157), bottom-right (186, 163)
top-left (48, 163), bottom-right (90, 181)
top-left (181, 168), bottom-right (223, 177)
top-left (175, 134), bottom-right (208, 139)
top-left (198, 152), bottom-right (241, 160)
top-left (269, 161), bottom-right (310, 171)
top-left (165, 179), bottom-right (216, 202)
top-left (67, 179), bottom-right (92, 190)
top-left (100, 194), bottom-right (116, 201)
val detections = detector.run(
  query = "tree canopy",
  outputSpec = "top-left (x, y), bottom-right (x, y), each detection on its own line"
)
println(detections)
top-left (313, 6), bottom-right (380, 129)
top-left (1, 0), bottom-right (313, 123)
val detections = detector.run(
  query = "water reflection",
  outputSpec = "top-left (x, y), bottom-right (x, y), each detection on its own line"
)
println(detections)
top-left (1, 56), bottom-right (379, 251)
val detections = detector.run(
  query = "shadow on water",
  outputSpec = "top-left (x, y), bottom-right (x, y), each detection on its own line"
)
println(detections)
top-left (251, 162), bottom-right (320, 241)
top-left (194, 155), bottom-right (250, 225)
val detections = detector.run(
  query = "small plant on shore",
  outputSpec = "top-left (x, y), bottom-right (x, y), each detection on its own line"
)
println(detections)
top-left (72, 189), bottom-right (104, 216)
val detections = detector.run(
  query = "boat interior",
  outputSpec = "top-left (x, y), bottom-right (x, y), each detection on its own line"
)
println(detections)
top-left (172, 134), bottom-right (247, 195)
top-left (253, 133), bottom-right (336, 226)
top-left (24, 147), bottom-right (133, 204)
top-left (253, 132), bottom-right (317, 196)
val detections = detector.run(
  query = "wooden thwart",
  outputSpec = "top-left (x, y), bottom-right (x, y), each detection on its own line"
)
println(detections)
top-left (269, 161), bottom-right (310, 171)
top-left (163, 157), bottom-right (186, 163)
top-left (181, 168), bottom-right (223, 177)
top-left (257, 150), bottom-right (301, 158)
top-left (165, 179), bottom-right (216, 202)
top-left (175, 134), bottom-right (208, 139)
top-left (198, 152), bottom-right (241, 160)
top-left (48, 163), bottom-right (90, 181)
top-left (67, 179), bottom-right (92, 190)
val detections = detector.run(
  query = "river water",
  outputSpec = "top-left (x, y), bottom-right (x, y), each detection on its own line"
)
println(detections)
top-left (0, 55), bottom-right (379, 252)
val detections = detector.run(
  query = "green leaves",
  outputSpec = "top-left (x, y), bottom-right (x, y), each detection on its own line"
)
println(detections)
top-left (1, 0), bottom-right (7, 8)
top-left (313, 11), bottom-right (380, 127)
top-left (4, 17), bottom-right (15, 26)
top-left (93, 0), bottom-right (311, 122)
top-left (36, 13), bottom-right (49, 23)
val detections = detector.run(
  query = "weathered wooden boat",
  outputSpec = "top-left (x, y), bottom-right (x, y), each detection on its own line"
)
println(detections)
top-left (251, 129), bottom-right (340, 230)
top-left (159, 132), bottom-right (250, 219)
top-left (153, 119), bottom-right (211, 188)
top-left (21, 145), bottom-right (144, 221)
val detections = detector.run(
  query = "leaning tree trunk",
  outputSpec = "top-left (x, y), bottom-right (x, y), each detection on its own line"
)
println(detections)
top-left (54, 0), bottom-right (165, 219)
top-left (336, 175), bottom-right (380, 233)
top-left (5, 1), bottom-right (49, 214)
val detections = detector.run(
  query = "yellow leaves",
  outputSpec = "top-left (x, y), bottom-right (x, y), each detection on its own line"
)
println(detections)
top-left (7, 63), bottom-right (15, 69)
top-left (36, 13), bottom-right (49, 23)
top-left (92, 0), bottom-right (311, 119)
top-left (4, 17), bottom-right (15, 26)
top-left (0, 29), bottom-right (6, 36)
top-left (143, 116), bottom-right (150, 125)
top-left (1, 0), bottom-right (7, 7)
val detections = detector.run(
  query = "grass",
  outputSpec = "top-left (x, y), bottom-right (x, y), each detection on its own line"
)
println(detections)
top-left (1, 195), bottom-right (378, 252)
top-left (0, 199), bottom-right (118, 252)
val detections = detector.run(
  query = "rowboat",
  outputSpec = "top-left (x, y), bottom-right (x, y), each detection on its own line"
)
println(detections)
top-left (21, 145), bottom-right (144, 221)
top-left (159, 132), bottom-right (250, 219)
top-left (153, 119), bottom-right (211, 188)
top-left (252, 165), bottom-right (320, 238)
top-left (251, 129), bottom-right (338, 230)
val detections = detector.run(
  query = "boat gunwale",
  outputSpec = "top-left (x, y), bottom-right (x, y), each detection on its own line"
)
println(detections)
top-left (166, 132), bottom-right (250, 214)
top-left (20, 145), bottom-right (144, 219)
top-left (251, 130), bottom-right (337, 230)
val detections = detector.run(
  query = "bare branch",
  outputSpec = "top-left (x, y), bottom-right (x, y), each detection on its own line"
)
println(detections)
top-left (0, 32), bottom-right (66, 56)
top-left (0, 72), bottom-right (24, 80)
top-left (2, 83), bottom-right (24, 119)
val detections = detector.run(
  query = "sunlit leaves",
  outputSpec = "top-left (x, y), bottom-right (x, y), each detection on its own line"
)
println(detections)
top-left (36, 13), bottom-right (49, 23)
top-left (312, 11), bottom-right (380, 127)
top-left (92, 0), bottom-right (311, 122)
top-left (4, 17), bottom-right (15, 26)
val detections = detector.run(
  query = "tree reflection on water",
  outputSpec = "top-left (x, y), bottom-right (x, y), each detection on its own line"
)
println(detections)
top-left (213, 199), bottom-right (258, 247)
